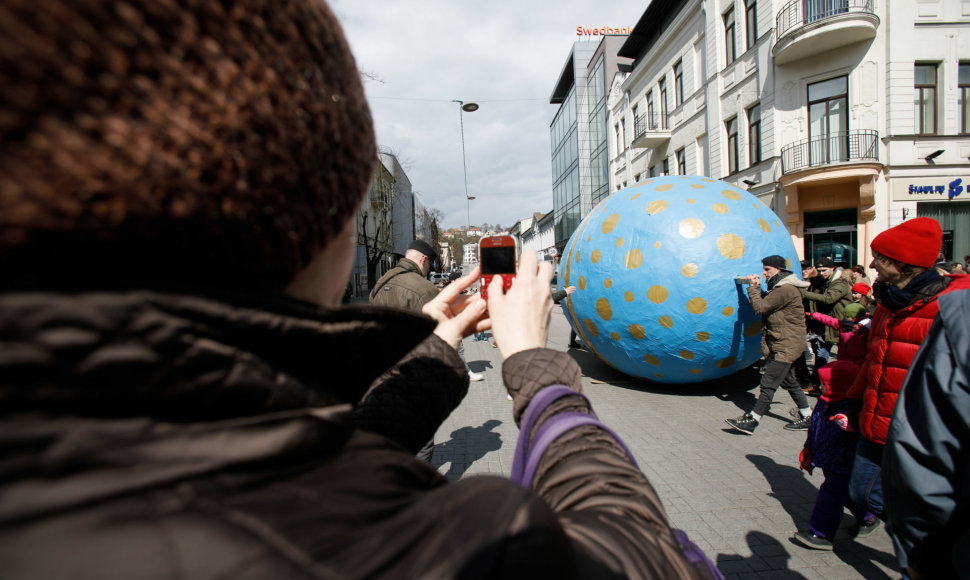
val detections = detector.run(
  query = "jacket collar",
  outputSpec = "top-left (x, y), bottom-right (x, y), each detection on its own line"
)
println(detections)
top-left (770, 272), bottom-right (811, 290)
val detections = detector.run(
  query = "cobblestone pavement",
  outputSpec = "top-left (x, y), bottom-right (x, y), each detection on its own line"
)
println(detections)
top-left (432, 306), bottom-right (899, 580)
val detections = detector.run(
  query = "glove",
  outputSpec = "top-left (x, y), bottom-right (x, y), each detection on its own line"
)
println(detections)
top-left (798, 448), bottom-right (814, 475)
top-left (829, 413), bottom-right (857, 432)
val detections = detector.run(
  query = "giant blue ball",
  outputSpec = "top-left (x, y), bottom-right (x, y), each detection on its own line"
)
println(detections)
top-left (559, 175), bottom-right (801, 384)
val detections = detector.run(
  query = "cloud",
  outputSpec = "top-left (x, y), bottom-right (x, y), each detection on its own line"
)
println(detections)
top-left (329, 0), bottom-right (640, 229)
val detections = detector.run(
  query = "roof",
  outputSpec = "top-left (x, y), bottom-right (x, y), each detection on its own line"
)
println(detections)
top-left (618, 0), bottom-right (690, 62)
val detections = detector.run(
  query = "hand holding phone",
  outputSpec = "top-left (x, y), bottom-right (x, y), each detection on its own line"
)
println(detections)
top-left (479, 235), bottom-right (518, 302)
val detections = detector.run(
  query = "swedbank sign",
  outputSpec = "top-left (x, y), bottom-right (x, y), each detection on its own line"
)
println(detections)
top-left (576, 26), bottom-right (632, 37)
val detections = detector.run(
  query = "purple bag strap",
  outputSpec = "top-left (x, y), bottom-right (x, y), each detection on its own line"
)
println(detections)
top-left (510, 385), bottom-right (579, 484)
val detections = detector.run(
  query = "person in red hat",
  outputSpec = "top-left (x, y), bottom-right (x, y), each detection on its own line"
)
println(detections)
top-left (840, 217), bottom-right (970, 535)
top-left (850, 282), bottom-right (873, 314)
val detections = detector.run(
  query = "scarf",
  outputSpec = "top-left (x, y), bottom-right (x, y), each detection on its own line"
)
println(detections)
top-left (872, 268), bottom-right (942, 312)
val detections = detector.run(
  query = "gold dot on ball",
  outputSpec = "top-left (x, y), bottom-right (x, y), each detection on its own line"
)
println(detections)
top-left (629, 324), bottom-right (646, 339)
top-left (591, 249), bottom-right (602, 263)
top-left (696, 331), bottom-right (710, 342)
top-left (653, 373), bottom-right (664, 379)
top-left (716, 356), bottom-right (737, 368)
top-left (630, 193), bottom-right (641, 200)
top-left (691, 184), bottom-right (705, 189)
top-left (596, 297), bottom-right (613, 321)
top-left (680, 350), bottom-right (695, 360)
top-left (584, 318), bottom-right (599, 337)
top-left (646, 200), bottom-right (668, 215)
top-left (679, 218), bottom-right (705, 239)
top-left (758, 218), bottom-right (771, 232)
top-left (689, 368), bottom-right (703, 374)
top-left (686, 297), bottom-right (707, 314)
top-left (575, 251), bottom-right (581, 263)
top-left (578, 276), bottom-right (586, 290)
top-left (786, 258), bottom-right (792, 270)
top-left (654, 241), bottom-right (662, 248)
top-left (722, 306), bottom-right (735, 316)
top-left (610, 332), bottom-right (620, 341)
top-left (658, 315), bottom-right (673, 328)
top-left (624, 291), bottom-right (634, 302)
top-left (602, 213), bottom-right (620, 234)
top-left (717, 233), bottom-right (745, 259)
top-left (625, 248), bottom-right (644, 269)
top-left (587, 236), bottom-right (592, 242)
top-left (655, 184), bottom-right (673, 192)
top-left (702, 178), bottom-right (715, 182)
top-left (644, 354), bottom-right (660, 365)
top-left (753, 203), bottom-right (760, 209)
top-left (722, 189), bottom-right (742, 200)
top-left (616, 237), bottom-right (624, 248)
top-left (713, 203), bottom-right (729, 214)
top-left (682, 263), bottom-right (699, 278)
top-left (687, 198), bottom-right (696, 204)
top-left (774, 220), bottom-right (781, 228)
top-left (604, 278), bottom-right (612, 288)
top-left (743, 321), bottom-right (763, 337)
top-left (648, 286), bottom-right (669, 303)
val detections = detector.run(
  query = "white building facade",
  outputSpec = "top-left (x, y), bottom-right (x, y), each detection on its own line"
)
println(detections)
top-left (609, 0), bottom-right (969, 268)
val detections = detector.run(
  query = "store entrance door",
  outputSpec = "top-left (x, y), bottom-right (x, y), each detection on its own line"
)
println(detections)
top-left (804, 209), bottom-right (858, 267)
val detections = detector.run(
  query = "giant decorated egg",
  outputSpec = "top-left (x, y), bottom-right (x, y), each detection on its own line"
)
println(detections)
top-left (559, 175), bottom-right (801, 384)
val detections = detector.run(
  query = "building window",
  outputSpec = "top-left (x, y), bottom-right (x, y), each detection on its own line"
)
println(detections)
top-left (659, 77), bottom-right (668, 119)
top-left (726, 116), bottom-right (739, 174)
top-left (724, 7), bottom-right (736, 66)
top-left (649, 165), bottom-right (657, 177)
top-left (620, 117), bottom-right (627, 151)
top-left (808, 75), bottom-right (848, 164)
top-left (634, 173), bottom-right (641, 182)
top-left (747, 103), bottom-right (761, 165)
top-left (631, 104), bottom-right (639, 138)
top-left (746, 0), bottom-right (758, 50)
top-left (674, 60), bottom-right (684, 107)
top-left (676, 148), bottom-right (686, 175)
top-left (662, 158), bottom-right (670, 176)
top-left (646, 92), bottom-right (655, 129)
top-left (961, 63), bottom-right (970, 134)
top-left (915, 63), bottom-right (938, 135)
top-left (614, 124), bottom-right (621, 156)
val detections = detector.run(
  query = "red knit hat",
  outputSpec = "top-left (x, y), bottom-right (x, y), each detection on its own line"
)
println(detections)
top-left (851, 282), bottom-right (871, 296)
top-left (870, 218), bottom-right (942, 268)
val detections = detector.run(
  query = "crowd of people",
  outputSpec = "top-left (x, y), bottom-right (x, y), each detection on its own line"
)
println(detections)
top-left (0, 1), bottom-right (966, 579)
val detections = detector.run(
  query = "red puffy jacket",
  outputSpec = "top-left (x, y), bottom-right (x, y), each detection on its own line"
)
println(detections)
top-left (847, 274), bottom-right (970, 444)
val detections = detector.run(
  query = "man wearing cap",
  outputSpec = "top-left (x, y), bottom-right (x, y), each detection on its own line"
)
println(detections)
top-left (369, 239), bottom-right (441, 310)
top-left (800, 257), bottom-right (852, 354)
top-left (726, 255), bottom-right (814, 435)
top-left (843, 217), bottom-right (970, 526)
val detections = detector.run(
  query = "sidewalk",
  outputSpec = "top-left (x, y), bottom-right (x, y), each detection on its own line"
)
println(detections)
top-left (432, 307), bottom-right (899, 580)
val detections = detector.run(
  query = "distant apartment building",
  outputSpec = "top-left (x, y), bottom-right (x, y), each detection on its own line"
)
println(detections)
top-left (607, 0), bottom-right (969, 267)
top-left (549, 36), bottom-right (632, 253)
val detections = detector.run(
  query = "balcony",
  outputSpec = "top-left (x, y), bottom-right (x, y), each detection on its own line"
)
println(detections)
top-left (632, 113), bottom-right (671, 149)
top-left (780, 130), bottom-right (879, 175)
top-left (773, 0), bottom-right (879, 65)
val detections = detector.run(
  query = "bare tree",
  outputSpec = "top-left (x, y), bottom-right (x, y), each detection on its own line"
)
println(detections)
top-left (357, 159), bottom-right (394, 289)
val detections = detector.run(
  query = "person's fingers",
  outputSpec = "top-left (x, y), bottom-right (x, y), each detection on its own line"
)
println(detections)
top-left (536, 260), bottom-right (553, 286)
top-left (517, 250), bottom-right (538, 283)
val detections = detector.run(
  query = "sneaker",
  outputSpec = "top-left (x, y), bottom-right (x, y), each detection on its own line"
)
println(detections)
top-left (725, 413), bottom-right (758, 435)
top-left (468, 371), bottom-right (484, 382)
top-left (785, 416), bottom-right (812, 431)
top-left (792, 531), bottom-right (833, 551)
top-left (788, 407), bottom-right (800, 419)
top-left (849, 517), bottom-right (881, 537)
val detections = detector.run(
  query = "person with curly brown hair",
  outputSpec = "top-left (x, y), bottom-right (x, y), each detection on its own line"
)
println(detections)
top-left (0, 1), bottom-right (715, 578)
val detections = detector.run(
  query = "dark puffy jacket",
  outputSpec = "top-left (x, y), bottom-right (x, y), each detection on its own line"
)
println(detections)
top-left (801, 269), bottom-right (852, 344)
top-left (746, 273), bottom-right (810, 364)
top-left (847, 274), bottom-right (970, 444)
top-left (369, 257), bottom-right (439, 311)
top-left (883, 286), bottom-right (970, 579)
top-left (0, 290), bottom-right (708, 579)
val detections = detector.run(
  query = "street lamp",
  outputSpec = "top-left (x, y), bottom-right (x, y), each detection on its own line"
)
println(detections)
top-left (453, 100), bottom-right (479, 232)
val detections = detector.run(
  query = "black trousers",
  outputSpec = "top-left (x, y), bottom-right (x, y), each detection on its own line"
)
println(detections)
top-left (752, 355), bottom-right (809, 417)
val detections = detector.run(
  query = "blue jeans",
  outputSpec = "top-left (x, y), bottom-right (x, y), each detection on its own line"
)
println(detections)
top-left (848, 438), bottom-right (884, 520)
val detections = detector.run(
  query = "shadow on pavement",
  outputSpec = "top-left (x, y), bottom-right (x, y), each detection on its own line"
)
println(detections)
top-left (567, 346), bottom-right (761, 398)
top-left (466, 359), bottom-right (495, 373)
top-left (716, 531), bottom-right (807, 579)
top-left (432, 419), bottom-right (504, 480)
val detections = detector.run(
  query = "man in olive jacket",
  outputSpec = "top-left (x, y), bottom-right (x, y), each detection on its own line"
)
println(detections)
top-left (801, 257), bottom-right (852, 350)
top-left (727, 255), bottom-right (813, 435)
top-left (369, 239), bottom-right (440, 310)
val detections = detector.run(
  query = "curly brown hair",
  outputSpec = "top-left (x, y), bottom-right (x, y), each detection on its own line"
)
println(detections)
top-left (0, 0), bottom-right (375, 292)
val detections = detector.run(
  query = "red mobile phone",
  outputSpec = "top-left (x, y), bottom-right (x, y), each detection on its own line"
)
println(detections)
top-left (479, 235), bottom-right (518, 302)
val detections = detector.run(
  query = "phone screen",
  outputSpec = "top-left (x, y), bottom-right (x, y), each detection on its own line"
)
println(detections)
top-left (481, 246), bottom-right (516, 275)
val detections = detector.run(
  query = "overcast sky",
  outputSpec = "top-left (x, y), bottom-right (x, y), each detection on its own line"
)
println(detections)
top-left (328, 0), bottom-right (642, 231)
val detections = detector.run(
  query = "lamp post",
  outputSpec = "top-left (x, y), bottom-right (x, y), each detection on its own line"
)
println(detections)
top-left (453, 100), bottom-right (479, 232)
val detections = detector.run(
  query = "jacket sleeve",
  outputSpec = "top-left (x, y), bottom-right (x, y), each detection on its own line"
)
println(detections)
top-left (551, 289), bottom-right (567, 303)
top-left (353, 333), bottom-right (468, 454)
top-left (883, 306), bottom-right (969, 578)
top-left (801, 281), bottom-right (849, 305)
top-left (503, 349), bottom-right (706, 579)
top-left (746, 284), bottom-right (789, 316)
top-left (810, 311), bottom-right (839, 329)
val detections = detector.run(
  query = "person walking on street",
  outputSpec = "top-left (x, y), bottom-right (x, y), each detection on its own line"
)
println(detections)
top-left (801, 257), bottom-right (853, 354)
top-left (369, 239), bottom-right (440, 309)
top-left (726, 256), bottom-right (813, 435)
top-left (842, 217), bottom-right (970, 524)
